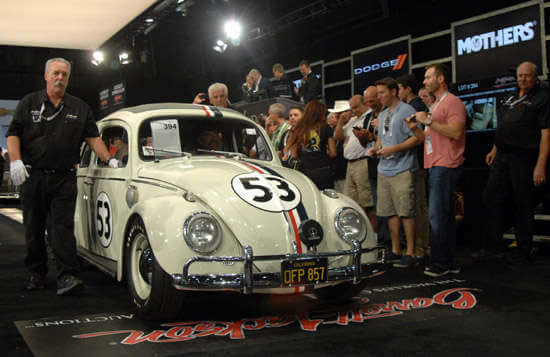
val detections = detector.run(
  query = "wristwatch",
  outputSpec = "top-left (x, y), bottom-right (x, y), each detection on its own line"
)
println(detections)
top-left (425, 112), bottom-right (433, 126)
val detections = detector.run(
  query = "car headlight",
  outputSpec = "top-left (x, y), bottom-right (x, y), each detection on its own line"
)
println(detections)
top-left (334, 207), bottom-right (367, 244)
top-left (183, 212), bottom-right (222, 254)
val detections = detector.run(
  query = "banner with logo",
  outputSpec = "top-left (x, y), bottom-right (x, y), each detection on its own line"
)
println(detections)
top-left (453, 3), bottom-right (542, 81)
top-left (352, 36), bottom-right (410, 94)
top-left (98, 88), bottom-right (110, 119)
top-left (97, 82), bottom-right (127, 119)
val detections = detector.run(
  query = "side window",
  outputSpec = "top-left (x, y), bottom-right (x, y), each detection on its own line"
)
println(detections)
top-left (98, 126), bottom-right (129, 168)
top-left (79, 143), bottom-right (92, 168)
top-left (236, 126), bottom-right (273, 161)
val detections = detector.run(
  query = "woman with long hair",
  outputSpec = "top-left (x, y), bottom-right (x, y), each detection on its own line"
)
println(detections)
top-left (284, 100), bottom-right (336, 189)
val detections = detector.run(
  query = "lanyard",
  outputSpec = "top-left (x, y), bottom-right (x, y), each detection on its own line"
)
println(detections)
top-left (430, 91), bottom-right (448, 115)
top-left (39, 102), bottom-right (64, 122)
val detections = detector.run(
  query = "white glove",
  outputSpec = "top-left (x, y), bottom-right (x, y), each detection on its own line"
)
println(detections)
top-left (108, 157), bottom-right (119, 168)
top-left (10, 160), bottom-right (29, 186)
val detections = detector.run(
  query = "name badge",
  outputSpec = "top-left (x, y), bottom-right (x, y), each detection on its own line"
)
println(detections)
top-left (425, 136), bottom-right (433, 155)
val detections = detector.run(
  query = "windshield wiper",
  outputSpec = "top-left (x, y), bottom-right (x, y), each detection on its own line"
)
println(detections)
top-left (151, 148), bottom-right (192, 159)
top-left (196, 149), bottom-right (247, 159)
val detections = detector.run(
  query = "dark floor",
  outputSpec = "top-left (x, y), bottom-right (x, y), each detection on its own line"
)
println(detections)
top-left (1, 199), bottom-right (550, 356)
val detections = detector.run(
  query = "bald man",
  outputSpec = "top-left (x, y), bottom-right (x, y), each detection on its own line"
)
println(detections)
top-left (483, 61), bottom-right (550, 264)
top-left (334, 94), bottom-right (377, 231)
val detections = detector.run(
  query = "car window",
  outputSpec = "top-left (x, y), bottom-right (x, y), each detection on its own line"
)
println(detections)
top-left (79, 143), bottom-right (92, 168)
top-left (99, 126), bottom-right (129, 168)
top-left (138, 116), bottom-right (273, 161)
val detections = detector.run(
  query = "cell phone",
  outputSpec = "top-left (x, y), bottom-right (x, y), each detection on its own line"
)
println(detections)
top-left (352, 126), bottom-right (362, 130)
top-left (199, 93), bottom-right (209, 104)
top-left (410, 115), bottom-right (417, 123)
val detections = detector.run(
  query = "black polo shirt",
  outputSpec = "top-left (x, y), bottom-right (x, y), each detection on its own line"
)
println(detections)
top-left (6, 89), bottom-right (99, 170)
top-left (495, 83), bottom-right (550, 152)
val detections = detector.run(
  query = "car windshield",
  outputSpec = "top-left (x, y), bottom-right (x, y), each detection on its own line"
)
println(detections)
top-left (138, 116), bottom-right (273, 161)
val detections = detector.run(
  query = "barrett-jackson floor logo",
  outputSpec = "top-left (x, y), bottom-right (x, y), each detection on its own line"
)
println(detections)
top-left (71, 287), bottom-right (478, 344)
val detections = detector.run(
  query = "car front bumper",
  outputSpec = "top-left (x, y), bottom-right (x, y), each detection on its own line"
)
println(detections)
top-left (171, 241), bottom-right (386, 293)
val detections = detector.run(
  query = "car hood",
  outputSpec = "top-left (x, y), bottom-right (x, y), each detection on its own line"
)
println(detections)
top-left (137, 157), bottom-right (325, 256)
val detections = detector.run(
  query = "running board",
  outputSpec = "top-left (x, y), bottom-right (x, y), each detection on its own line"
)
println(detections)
top-left (77, 248), bottom-right (117, 278)
top-left (503, 233), bottom-right (550, 243)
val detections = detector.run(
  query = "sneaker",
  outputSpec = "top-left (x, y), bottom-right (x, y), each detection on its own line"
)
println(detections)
top-left (386, 251), bottom-right (402, 263)
top-left (424, 264), bottom-right (449, 277)
top-left (393, 255), bottom-right (416, 268)
top-left (449, 264), bottom-right (461, 274)
top-left (56, 274), bottom-right (83, 295)
top-left (26, 274), bottom-right (45, 291)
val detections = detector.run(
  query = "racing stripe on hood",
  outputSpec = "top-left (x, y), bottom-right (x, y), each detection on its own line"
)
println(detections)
top-left (200, 105), bottom-right (224, 119)
top-left (249, 162), bottom-right (309, 220)
top-left (244, 161), bottom-right (310, 293)
top-left (241, 161), bottom-right (306, 252)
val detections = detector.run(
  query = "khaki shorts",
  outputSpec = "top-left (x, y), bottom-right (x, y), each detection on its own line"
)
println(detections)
top-left (344, 158), bottom-right (374, 208)
top-left (376, 170), bottom-right (416, 217)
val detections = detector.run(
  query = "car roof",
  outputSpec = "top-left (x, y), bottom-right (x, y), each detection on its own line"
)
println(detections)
top-left (98, 103), bottom-right (257, 131)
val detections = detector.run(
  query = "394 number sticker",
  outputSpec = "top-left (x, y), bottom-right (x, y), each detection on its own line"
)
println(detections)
top-left (232, 172), bottom-right (301, 212)
top-left (96, 192), bottom-right (113, 248)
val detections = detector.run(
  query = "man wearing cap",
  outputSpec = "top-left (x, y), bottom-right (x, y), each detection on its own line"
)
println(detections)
top-left (333, 95), bottom-right (377, 231)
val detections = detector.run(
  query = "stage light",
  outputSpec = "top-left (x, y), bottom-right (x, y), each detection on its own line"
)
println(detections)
top-left (91, 51), bottom-right (104, 66)
top-left (119, 51), bottom-right (132, 65)
top-left (213, 40), bottom-right (228, 53)
top-left (145, 18), bottom-right (154, 23)
top-left (224, 20), bottom-right (241, 40)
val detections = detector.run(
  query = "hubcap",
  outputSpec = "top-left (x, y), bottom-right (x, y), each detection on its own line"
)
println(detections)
top-left (139, 248), bottom-right (154, 284)
top-left (131, 232), bottom-right (152, 300)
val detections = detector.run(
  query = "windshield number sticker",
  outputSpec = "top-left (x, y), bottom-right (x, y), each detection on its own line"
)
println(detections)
top-left (232, 172), bottom-right (301, 212)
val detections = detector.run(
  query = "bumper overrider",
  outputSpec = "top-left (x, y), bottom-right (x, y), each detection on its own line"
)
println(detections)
top-left (171, 241), bottom-right (387, 293)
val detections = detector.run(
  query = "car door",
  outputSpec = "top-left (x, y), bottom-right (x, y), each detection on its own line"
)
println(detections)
top-left (75, 143), bottom-right (94, 250)
top-left (86, 123), bottom-right (131, 261)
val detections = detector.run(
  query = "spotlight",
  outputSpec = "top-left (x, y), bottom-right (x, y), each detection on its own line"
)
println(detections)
top-left (91, 51), bottom-right (104, 66)
top-left (224, 20), bottom-right (241, 40)
top-left (212, 40), bottom-right (228, 53)
top-left (119, 51), bottom-right (132, 65)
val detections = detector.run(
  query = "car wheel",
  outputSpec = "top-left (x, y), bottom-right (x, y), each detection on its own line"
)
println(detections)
top-left (313, 280), bottom-right (369, 302)
top-left (125, 217), bottom-right (185, 320)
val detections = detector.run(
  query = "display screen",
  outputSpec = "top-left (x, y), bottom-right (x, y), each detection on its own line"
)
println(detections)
top-left (455, 76), bottom-right (517, 131)
top-left (352, 39), bottom-right (409, 94)
top-left (453, 4), bottom-right (541, 81)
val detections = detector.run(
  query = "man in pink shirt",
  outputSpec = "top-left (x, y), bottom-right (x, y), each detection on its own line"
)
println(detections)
top-left (405, 63), bottom-right (466, 277)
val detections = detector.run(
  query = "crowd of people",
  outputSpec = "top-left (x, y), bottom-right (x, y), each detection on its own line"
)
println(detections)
top-left (226, 60), bottom-right (549, 277)
top-left (5, 55), bottom-right (548, 296)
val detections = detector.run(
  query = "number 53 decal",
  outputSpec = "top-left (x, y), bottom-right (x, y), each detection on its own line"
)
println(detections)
top-left (232, 172), bottom-right (301, 212)
top-left (96, 192), bottom-right (113, 247)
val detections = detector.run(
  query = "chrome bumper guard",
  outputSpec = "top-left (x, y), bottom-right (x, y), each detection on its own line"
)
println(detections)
top-left (171, 241), bottom-right (386, 293)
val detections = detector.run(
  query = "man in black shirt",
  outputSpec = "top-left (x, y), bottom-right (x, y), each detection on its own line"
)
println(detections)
top-left (397, 74), bottom-right (430, 261)
top-left (6, 57), bottom-right (116, 294)
top-left (397, 74), bottom-right (428, 113)
top-left (296, 60), bottom-right (321, 104)
top-left (484, 61), bottom-right (550, 264)
top-left (271, 63), bottom-right (298, 101)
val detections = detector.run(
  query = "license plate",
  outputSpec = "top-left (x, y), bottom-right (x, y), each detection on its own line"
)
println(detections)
top-left (281, 258), bottom-right (328, 286)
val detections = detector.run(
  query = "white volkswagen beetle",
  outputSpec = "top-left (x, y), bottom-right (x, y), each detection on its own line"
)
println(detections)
top-left (75, 103), bottom-right (386, 319)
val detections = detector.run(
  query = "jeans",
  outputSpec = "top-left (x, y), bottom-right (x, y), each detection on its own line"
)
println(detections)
top-left (428, 166), bottom-right (462, 267)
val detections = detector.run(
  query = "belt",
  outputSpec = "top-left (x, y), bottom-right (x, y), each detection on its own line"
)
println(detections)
top-left (32, 168), bottom-right (76, 174)
top-left (347, 156), bottom-right (369, 163)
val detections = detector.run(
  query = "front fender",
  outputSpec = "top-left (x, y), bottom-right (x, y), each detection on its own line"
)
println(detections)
top-left (121, 193), bottom-right (244, 281)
